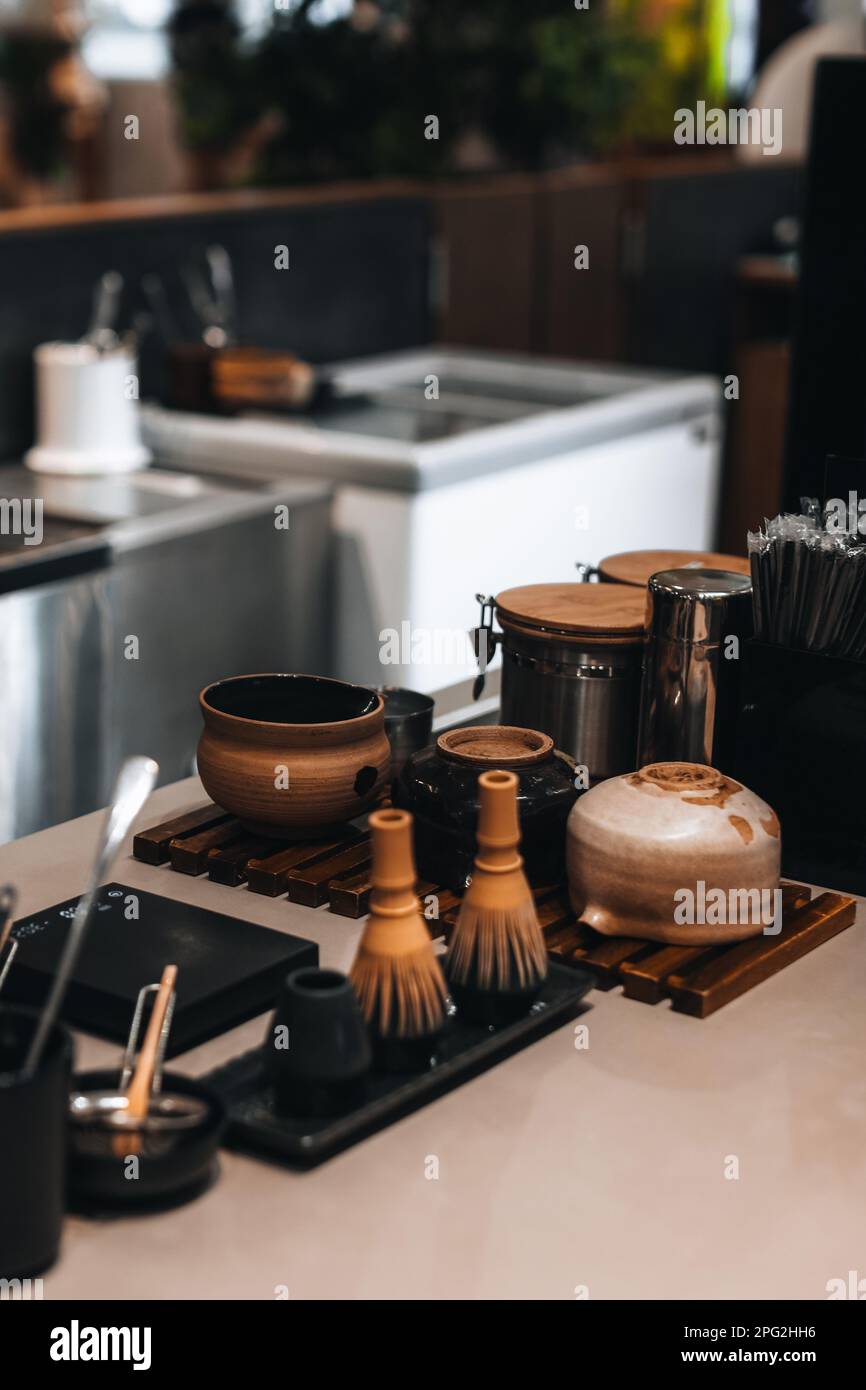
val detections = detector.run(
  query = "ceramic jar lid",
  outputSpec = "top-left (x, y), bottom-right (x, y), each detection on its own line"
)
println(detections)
top-left (437, 725), bottom-right (554, 767)
top-left (495, 582), bottom-right (647, 646)
top-left (598, 549), bottom-right (751, 586)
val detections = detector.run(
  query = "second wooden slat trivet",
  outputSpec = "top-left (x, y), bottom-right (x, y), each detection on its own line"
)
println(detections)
top-left (666, 891), bottom-right (856, 1018)
top-left (619, 881), bottom-right (812, 1004)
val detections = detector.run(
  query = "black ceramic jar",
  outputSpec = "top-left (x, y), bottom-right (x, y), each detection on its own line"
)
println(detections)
top-left (392, 725), bottom-right (578, 892)
top-left (264, 967), bottom-right (372, 1118)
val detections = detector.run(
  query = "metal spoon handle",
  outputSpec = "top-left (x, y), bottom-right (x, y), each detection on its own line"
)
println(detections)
top-left (22, 756), bottom-right (158, 1078)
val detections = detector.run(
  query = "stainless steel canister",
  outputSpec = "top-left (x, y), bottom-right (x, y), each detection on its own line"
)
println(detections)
top-left (637, 568), bottom-right (753, 772)
top-left (500, 628), bottom-right (643, 780)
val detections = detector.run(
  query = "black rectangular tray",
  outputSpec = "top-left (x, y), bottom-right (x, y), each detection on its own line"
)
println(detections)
top-left (7, 883), bottom-right (318, 1055)
top-left (203, 963), bottom-right (594, 1167)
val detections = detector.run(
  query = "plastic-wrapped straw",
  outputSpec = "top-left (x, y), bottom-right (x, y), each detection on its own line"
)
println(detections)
top-left (836, 545), bottom-right (866, 657)
top-left (747, 509), bottom-right (866, 661)
top-left (747, 530), bottom-right (771, 640)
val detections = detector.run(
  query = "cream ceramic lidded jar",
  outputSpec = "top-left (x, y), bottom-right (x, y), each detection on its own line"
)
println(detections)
top-left (566, 762), bottom-right (781, 945)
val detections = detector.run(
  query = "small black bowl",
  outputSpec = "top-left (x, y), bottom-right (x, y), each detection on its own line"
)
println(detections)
top-left (378, 686), bottom-right (435, 780)
top-left (67, 1070), bottom-right (226, 1212)
top-left (264, 967), bottom-right (372, 1117)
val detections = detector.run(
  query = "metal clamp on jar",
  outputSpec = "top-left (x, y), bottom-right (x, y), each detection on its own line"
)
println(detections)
top-left (637, 568), bottom-right (753, 774)
top-left (472, 584), bottom-right (647, 781)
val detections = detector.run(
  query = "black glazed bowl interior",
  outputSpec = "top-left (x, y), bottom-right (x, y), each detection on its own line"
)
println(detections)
top-left (67, 1069), bottom-right (226, 1210)
top-left (202, 674), bottom-right (380, 726)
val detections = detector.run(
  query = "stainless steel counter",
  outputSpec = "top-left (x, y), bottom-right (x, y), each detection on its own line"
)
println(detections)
top-left (0, 466), bottom-right (334, 841)
top-left (6, 776), bottom-right (864, 1301)
top-left (0, 464), bottom-right (329, 576)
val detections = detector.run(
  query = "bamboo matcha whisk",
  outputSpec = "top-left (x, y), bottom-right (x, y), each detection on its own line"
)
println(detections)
top-left (350, 808), bottom-right (446, 1066)
top-left (447, 769), bottom-right (547, 1023)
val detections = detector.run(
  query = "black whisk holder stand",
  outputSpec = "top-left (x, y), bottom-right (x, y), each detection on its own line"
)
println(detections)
top-left (734, 640), bottom-right (866, 897)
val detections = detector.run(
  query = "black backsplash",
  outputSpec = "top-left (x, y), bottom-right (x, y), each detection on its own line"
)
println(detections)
top-left (0, 195), bottom-right (430, 458)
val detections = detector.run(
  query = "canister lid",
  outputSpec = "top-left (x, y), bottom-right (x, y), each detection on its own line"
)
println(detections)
top-left (598, 549), bottom-right (751, 586)
top-left (646, 568), bottom-right (752, 644)
top-left (495, 583), bottom-right (647, 645)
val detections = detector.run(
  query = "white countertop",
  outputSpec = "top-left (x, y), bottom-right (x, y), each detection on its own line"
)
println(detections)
top-left (5, 776), bottom-right (864, 1301)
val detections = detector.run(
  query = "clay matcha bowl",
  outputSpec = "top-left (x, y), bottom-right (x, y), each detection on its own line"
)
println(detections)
top-left (197, 674), bottom-right (391, 835)
top-left (566, 761), bottom-right (781, 946)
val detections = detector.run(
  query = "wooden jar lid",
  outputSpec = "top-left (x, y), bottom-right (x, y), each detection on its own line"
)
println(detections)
top-left (495, 583), bottom-right (647, 646)
top-left (437, 725), bottom-right (554, 767)
top-left (598, 549), bottom-right (751, 587)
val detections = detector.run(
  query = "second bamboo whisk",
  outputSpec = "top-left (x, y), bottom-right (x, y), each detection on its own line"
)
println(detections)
top-left (447, 769), bottom-right (547, 1025)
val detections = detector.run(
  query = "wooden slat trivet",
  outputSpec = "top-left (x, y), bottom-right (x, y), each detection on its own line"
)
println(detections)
top-left (133, 803), bottom-right (230, 865)
top-left (436, 883), bottom-right (565, 931)
top-left (536, 890), bottom-right (577, 933)
top-left (619, 881), bottom-right (812, 1004)
top-left (424, 890), bottom-right (462, 943)
top-left (545, 921), bottom-right (583, 957)
top-left (132, 809), bottom-right (857, 1020)
top-left (570, 936), bottom-right (655, 990)
top-left (208, 835), bottom-right (285, 887)
top-left (328, 869), bottom-right (439, 920)
top-left (169, 819), bottom-right (245, 875)
top-left (288, 840), bottom-right (372, 908)
top-left (666, 890), bottom-right (856, 1018)
top-left (620, 944), bottom-right (718, 1004)
top-left (247, 837), bottom-right (358, 898)
top-left (327, 866), bottom-right (374, 919)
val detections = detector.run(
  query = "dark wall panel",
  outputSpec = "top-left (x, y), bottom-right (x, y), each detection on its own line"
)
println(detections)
top-left (628, 162), bottom-right (802, 374)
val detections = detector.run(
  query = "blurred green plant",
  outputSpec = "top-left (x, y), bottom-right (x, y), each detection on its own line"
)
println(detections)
top-left (522, 9), bottom-right (660, 158)
top-left (168, 0), bottom-right (724, 185)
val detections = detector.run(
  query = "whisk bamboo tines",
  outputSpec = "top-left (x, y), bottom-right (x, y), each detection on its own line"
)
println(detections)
top-left (447, 770), bottom-right (547, 1021)
top-left (349, 809), bottom-right (446, 1046)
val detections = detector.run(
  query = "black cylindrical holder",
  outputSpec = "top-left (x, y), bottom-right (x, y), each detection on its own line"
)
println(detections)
top-left (264, 968), bottom-right (372, 1117)
top-left (0, 1006), bottom-right (72, 1279)
top-left (734, 640), bottom-right (866, 897)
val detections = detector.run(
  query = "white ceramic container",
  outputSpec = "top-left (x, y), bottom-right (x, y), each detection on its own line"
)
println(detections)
top-left (26, 341), bottom-right (151, 475)
top-left (566, 761), bottom-right (782, 945)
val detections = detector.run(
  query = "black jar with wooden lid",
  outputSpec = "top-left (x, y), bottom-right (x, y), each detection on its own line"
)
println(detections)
top-left (392, 725), bottom-right (576, 892)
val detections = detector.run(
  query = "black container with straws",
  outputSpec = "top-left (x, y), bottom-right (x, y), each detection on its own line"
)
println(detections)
top-left (737, 487), bottom-right (866, 895)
